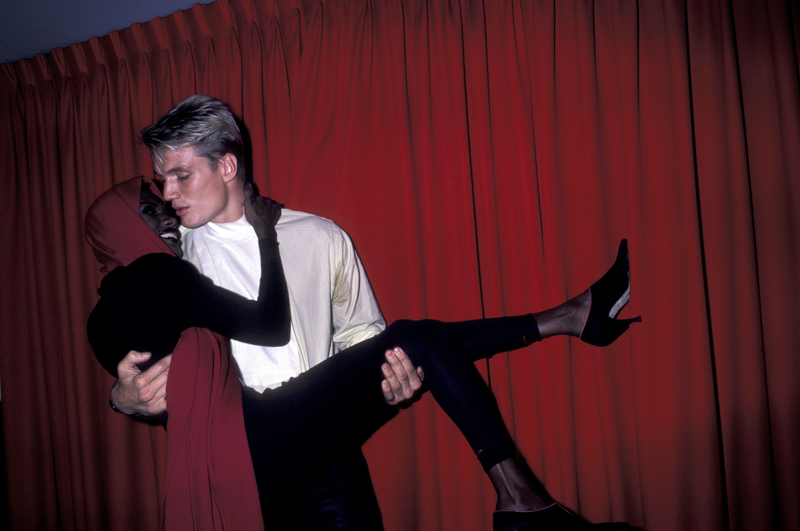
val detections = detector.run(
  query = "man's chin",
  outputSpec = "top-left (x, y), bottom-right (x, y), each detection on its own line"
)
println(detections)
top-left (179, 216), bottom-right (207, 229)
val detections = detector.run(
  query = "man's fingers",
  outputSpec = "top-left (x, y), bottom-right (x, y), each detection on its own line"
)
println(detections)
top-left (381, 359), bottom-right (402, 392)
top-left (151, 382), bottom-right (168, 410)
top-left (134, 364), bottom-right (169, 397)
top-left (392, 347), bottom-right (423, 390)
top-left (381, 379), bottom-right (395, 403)
top-left (111, 353), bottom-right (171, 416)
top-left (386, 348), bottom-right (422, 395)
top-left (117, 350), bottom-right (150, 376)
top-left (131, 354), bottom-right (170, 390)
top-left (146, 354), bottom-right (171, 378)
top-left (124, 349), bottom-right (151, 361)
top-left (385, 349), bottom-right (408, 383)
top-left (127, 373), bottom-right (168, 415)
top-left (381, 348), bottom-right (427, 406)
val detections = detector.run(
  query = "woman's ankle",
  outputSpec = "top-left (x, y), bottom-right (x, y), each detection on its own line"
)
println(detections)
top-left (488, 459), bottom-right (553, 512)
top-left (533, 289), bottom-right (590, 339)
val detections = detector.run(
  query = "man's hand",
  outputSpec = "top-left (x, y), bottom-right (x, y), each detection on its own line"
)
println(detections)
top-left (381, 347), bottom-right (425, 407)
top-left (110, 350), bottom-right (171, 416)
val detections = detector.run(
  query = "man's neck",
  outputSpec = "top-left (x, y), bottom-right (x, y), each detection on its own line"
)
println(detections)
top-left (210, 184), bottom-right (245, 224)
top-left (210, 208), bottom-right (245, 225)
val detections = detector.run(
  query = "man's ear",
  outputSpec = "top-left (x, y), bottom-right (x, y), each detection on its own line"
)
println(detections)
top-left (219, 153), bottom-right (238, 183)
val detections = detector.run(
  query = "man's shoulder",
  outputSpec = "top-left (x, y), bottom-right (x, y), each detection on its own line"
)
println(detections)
top-left (277, 209), bottom-right (347, 238)
top-left (278, 208), bottom-right (334, 226)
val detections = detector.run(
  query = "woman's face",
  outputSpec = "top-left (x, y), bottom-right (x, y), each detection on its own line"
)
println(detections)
top-left (139, 188), bottom-right (183, 258)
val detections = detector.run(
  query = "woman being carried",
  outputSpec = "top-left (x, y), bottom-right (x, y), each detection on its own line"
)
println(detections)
top-left (85, 177), bottom-right (639, 531)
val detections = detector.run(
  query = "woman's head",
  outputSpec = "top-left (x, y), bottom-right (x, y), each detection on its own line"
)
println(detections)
top-left (85, 177), bottom-right (179, 273)
top-left (139, 186), bottom-right (183, 258)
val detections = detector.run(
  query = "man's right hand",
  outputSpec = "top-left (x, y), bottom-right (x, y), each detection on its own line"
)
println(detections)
top-left (110, 350), bottom-right (171, 416)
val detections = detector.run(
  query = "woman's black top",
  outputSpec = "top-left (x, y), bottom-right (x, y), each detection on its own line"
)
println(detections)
top-left (88, 239), bottom-right (290, 377)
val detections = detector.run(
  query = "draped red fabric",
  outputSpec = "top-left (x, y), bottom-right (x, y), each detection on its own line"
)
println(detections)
top-left (84, 177), bottom-right (174, 273)
top-left (162, 328), bottom-right (263, 531)
top-left (84, 177), bottom-right (263, 530)
top-left (1, 1), bottom-right (798, 530)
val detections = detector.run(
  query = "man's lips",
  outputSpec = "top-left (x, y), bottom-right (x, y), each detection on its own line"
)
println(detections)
top-left (173, 205), bottom-right (188, 216)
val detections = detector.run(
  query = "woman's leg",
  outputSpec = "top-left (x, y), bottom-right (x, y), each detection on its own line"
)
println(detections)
top-left (398, 313), bottom-right (593, 513)
top-left (244, 240), bottom-right (638, 523)
top-left (240, 315), bottom-right (544, 513)
top-left (241, 307), bottom-right (622, 506)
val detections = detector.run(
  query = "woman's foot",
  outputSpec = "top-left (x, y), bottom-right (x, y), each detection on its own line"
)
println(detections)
top-left (489, 459), bottom-right (554, 513)
top-left (579, 239), bottom-right (641, 347)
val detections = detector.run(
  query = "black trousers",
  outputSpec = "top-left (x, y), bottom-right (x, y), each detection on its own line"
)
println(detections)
top-left (241, 316), bottom-right (540, 525)
top-left (295, 448), bottom-right (384, 530)
top-left (265, 446), bottom-right (384, 530)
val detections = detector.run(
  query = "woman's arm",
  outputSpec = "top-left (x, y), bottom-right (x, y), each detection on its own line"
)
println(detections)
top-left (181, 240), bottom-right (290, 346)
top-left (182, 185), bottom-right (290, 345)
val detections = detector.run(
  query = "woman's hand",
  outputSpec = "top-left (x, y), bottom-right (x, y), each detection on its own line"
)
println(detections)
top-left (244, 182), bottom-right (282, 240)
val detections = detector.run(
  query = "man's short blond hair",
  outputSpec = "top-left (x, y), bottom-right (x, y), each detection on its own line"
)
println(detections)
top-left (141, 95), bottom-right (246, 180)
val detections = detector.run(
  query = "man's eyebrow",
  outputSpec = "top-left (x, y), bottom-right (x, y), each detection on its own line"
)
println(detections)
top-left (163, 165), bottom-right (191, 174)
top-left (154, 165), bottom-right (191, 177)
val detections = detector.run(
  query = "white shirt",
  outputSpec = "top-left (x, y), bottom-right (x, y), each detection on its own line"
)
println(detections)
top-left (181, 208), bottom-right (385, 392)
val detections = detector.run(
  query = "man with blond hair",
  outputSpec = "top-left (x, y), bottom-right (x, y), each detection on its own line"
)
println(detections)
top-left (111, 95), bottom-right (422, 529)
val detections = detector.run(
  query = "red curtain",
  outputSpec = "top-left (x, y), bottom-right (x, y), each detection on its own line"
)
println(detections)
top-left (1, 0), bottom-right (798, 529)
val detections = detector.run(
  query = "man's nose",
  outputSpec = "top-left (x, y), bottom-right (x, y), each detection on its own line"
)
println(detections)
top-left (163, 181), bottom-right (179, 200)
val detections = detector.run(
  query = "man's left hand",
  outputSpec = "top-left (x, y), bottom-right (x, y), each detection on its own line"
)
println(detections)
top-left (381, 347), bottom-right (425, 407)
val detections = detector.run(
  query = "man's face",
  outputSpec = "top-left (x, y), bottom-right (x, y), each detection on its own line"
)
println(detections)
top-left (155, 146), bottom-right (233, 228)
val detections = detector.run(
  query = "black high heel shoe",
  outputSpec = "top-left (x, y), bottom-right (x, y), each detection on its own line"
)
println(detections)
top-left (579, 239), bottom-right (642, 347)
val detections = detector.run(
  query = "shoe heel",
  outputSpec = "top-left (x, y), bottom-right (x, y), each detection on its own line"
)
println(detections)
top-left (582, 315), bottom-right (641, 347)
top-left (580, 239), bottom-right (640, 347)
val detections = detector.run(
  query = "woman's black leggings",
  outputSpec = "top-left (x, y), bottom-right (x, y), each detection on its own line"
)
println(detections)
top-left (240, 314), bottom-right (541, 512)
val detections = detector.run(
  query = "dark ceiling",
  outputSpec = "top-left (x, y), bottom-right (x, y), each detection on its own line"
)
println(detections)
top-left (0, 0), bottom-right (215, 65)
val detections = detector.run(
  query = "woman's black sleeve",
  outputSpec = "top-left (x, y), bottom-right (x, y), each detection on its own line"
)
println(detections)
top-left (180, 239), bottom-right (291, 346)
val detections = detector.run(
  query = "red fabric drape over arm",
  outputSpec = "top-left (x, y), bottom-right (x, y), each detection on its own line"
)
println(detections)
top-left (163, 328), bottom-right (262, 531)
top-left (1, 1), bottom-right (798, 530)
